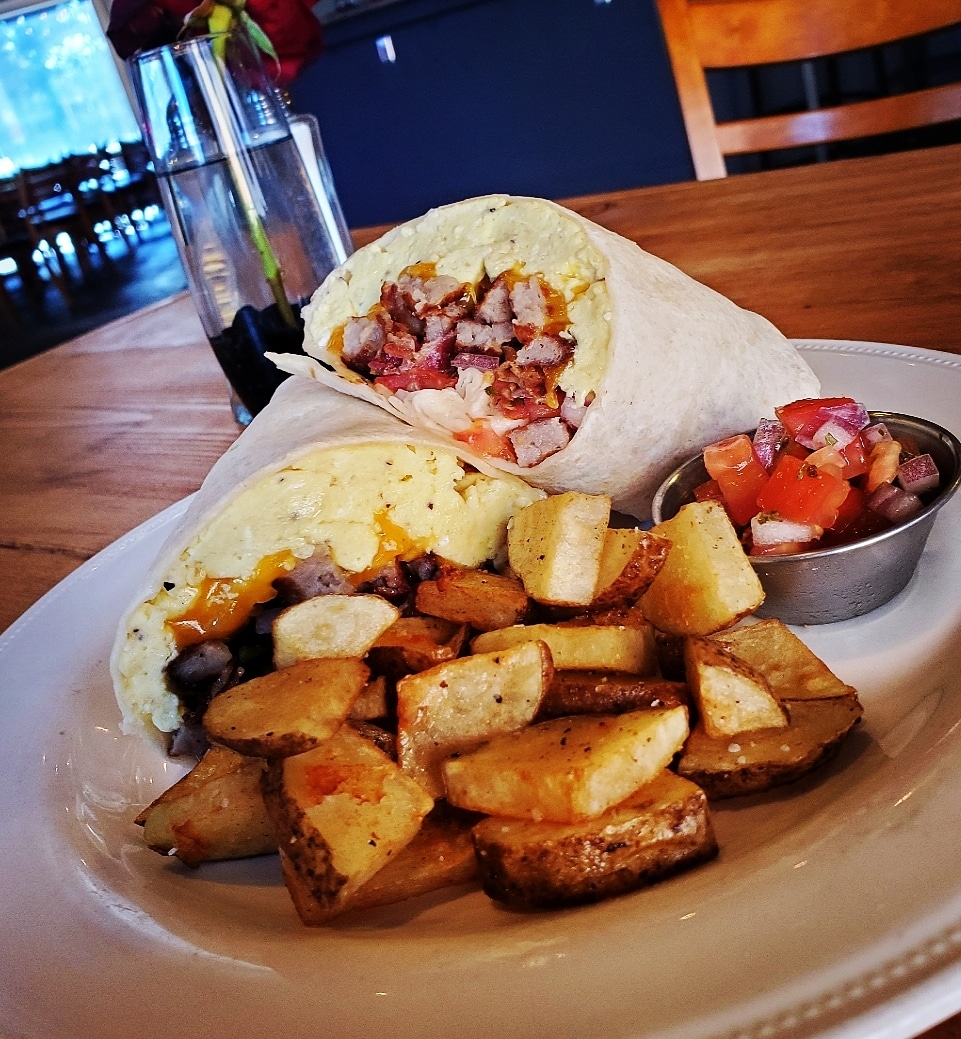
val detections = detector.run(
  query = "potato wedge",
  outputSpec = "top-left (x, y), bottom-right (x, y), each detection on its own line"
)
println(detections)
top-left (415, 568), bottom-right (529, 631)
top-left (346, 804), bottom-right (480, 913)
top-left (202, 657), bottom-right (369, 758)
top-left (261, 726), bottom-right (434, 924)
top-left (537, 671), bottom-right (690, 720)
top-left (368, 616), bottom-right (469, 679)
top-left (507, 492), bottom-right (611, 606)
top-left (442, 706), bottom-right (689, 823)
top-left (677, 695), bottom-right (863, 799)
top-left (396, 640), bottom-right (552, 798)
top-left (710, 619), bottom-right (857, 701)
top-left (640, 501), bottom-right (764, 635)
top-left (349, 675), bottom-right (390, 721)
top-left (137, 745), bottom-right (274, 867)
top-left (592, 528), bottom-right (672, 608)
top-left (472, 770), bottom-right (717, 908)
top-left (684, 636), bottom-right (787, 738)
top-left (273, 594), bottom-right (400, 669)
top-left (471, 622), bottom-right (657, 674)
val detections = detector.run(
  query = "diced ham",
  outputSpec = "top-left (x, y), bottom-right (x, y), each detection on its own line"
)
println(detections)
top-left (380, 281), bottom-right (424, 336)
top-left (455, 319), bottom-right (513, 351)
top-left (509, 276), bottom-right (549, 328)
top-left (273, 549), bottom-right (353, 602)
top-left (452, 351), bottom-right (500, 370)
top-left (509, 416), bottom-right (571, 467)
top-left (560, 392), bottom-right (589, 429)
top-left (342, 315), bottom-right (386, 367)
top-left (475, 276), bottom-right (512, 323)
top-left (515, 335), bottom-right (572, 368)
top-left (396, 272), bottom-right (465, 316)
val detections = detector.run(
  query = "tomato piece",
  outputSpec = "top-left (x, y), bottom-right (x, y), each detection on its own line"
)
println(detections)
top-left (839, 435), bottom-right (869, 479)
top-left (702, 434), bottom-right (769, 526)
top-left (453, 422), bottom-right (515, 461)
top-left (775, 397), bottom-right (857, 441)
top-left (693, 478), bottom-right (726, 505)
top-left (374, 369), bottom-right (458, 392)
top-left (755, 454), bottom-right (849, 528)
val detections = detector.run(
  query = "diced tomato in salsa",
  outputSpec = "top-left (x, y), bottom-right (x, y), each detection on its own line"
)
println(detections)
top-left (755, 454), bottom-right (850, 528)
top-left (774, 397), bottom-right (857, 440)
top-left (702, 434), bottom-right (769, 526)
top-left (839, 436), bottom-right (869, 479)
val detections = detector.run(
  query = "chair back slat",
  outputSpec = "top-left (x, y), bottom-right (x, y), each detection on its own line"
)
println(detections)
top-left (656, 0), bottom-right (961, 179)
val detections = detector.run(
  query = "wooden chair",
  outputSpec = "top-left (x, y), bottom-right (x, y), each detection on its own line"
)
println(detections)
top-left (655, 0), bottom-right (961, 179)
top-left (0, 175), bottom-right (50, 313)
top-left (17, 160), bottom-right (110, 283)
top-left (113, 139), bottom-right (163, 229)
top-left (66, 150), bottom-right (133, 249)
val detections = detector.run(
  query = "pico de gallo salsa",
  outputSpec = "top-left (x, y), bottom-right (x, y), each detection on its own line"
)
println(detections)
top-left (695, 397), bottom-right (943, 555)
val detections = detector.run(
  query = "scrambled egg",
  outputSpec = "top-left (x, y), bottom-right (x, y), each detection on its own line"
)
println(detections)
top-left (115, 442), bottom-right (543, 738)
top-left (303, 195), bottom-right (612, 404)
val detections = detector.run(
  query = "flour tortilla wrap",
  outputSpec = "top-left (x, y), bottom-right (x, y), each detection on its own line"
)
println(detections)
top-left (111, 377), bottom-right (543, 747)
top-left (271, 194), bottom-right (819, 520)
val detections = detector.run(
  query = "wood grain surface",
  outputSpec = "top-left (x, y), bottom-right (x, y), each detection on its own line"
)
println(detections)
top-left (1, 143), bottom-right (961, 1038)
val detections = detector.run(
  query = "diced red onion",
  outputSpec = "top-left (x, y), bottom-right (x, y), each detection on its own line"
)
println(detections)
top-left (861, 422), bottom-right (893, 448)
top-left (451, 351), bottom-right (500, 370)
top-left (751, 513), bottom-right (822, 547)
top-left (752, 418), bottom-right (786, 471)
top-left (867, 482), bottom-right (923, 523)
top-left (897, 452), bottom-right (940, 495)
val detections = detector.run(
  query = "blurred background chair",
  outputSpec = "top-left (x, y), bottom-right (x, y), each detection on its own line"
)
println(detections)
top-left (113, 140), bottom-right (163, 233)
top-left (656, 0), bottom-right (961, 179)
top-left (0, 174), bottom-right (52, 314)
top-left (67, 149), bottom-right (135, 249)
top-left (17, 160), bottom-right (111, 294)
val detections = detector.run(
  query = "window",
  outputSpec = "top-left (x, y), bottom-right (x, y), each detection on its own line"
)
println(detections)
top-left (0, 0), bottom-right (141, 176)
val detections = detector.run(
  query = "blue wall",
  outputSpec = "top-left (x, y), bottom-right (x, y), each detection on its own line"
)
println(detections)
top-left (290, 0), bottom-right (694, 227)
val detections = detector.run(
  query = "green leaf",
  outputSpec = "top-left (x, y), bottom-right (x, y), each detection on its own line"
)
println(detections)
top-left (240, 12), bottom-right (278, 62)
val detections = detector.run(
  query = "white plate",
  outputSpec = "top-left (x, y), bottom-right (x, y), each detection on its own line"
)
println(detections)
top-left (3, 340), bottom-right (961, 1039)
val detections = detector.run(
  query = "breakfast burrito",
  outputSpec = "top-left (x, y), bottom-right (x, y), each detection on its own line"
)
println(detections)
top-left (111, 377), bottom-right (543, 749)
top-left (270, 194), bottom-right (820, 519)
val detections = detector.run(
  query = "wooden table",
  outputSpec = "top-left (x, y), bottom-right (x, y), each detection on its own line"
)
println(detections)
top-left (1, 143), bottom-right (961, 1039)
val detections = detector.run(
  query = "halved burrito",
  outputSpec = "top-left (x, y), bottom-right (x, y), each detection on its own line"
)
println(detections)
top-left (270, 194), bottom-right (820, 520)
top-left (111, 378), bottom-right (543, 748)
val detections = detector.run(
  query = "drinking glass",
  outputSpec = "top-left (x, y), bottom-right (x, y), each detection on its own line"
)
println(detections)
top-left (129, 30), bottom-right (352, 423)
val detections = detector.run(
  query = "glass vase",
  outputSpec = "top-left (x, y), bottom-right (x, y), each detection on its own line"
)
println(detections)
top-left (129, 30), bottom-right (351, 422)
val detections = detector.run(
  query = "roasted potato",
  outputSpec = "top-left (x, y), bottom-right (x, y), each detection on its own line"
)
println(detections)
top-left (677, 695), bottom-right (863, 799)
top-left (442, 706), bottom-right (690, 823)
top-left (415, 568), bottom-right (530, 631)
top-left (683, 636), bottom-right (787, 738)
top-left (367, 615), bottom-right (469, 680)
top-left (591, 528), bottom-right (672, 608)
top-left (396, 639), bottom-right (552, 798)
top-left (137, 745), bottom-right (274, 867)
top-left (507, 492), bottom-right (611, 606)
top-left (537, 671), bottom-right (690, 720)
top-left (348, 675), bottom-right (390, 722)
top-left (640, 501), bottom-right (764, 635)
top-left (346, 804), bottom-right (480, 913)
top-left (273, 594), bottom-right (400, 669)
top-left (710, 619), bottom-right (857, 701)
top-left (261, 726), bottom-right (434, 924)
top-left (472, 770), bottom-right (717, 909)
top-left (202, 657), bottom-right (369, 758)
top-left (471, 622), bottom-right (658, 674)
